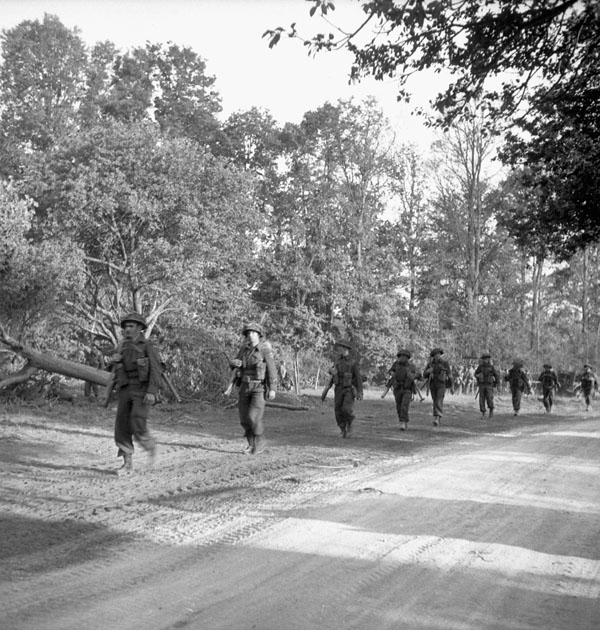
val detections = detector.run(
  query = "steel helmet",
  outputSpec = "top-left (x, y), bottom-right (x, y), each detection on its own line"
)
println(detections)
top-left (120, 312), bottom-right (147, 330)
top-left (242, 322), bottom-right (263, 337)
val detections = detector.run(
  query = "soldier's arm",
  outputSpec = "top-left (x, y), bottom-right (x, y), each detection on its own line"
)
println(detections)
top-left (354, 363), bottom-right (363, 399)
top-left (263, 345), bottom-right (277, 398)
top-left (145, 340), bottom-right (163, 395)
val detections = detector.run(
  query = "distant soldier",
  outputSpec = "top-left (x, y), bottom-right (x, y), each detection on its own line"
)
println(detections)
top-left (538, 363), bottom-right (560, 413)
top-left (384, 348), bottom-right (421, 431)
top-left (109, 313), bottom-right (162, 475)
top-left (474, 353), bottom-right (501, 419)
top-left (83, 347), bottom-right (105, 399)
top-left (580, 364), bottom-right (599, 411)
top-left (321, 339), bottom-right (363, 438)
top-left (505, 359), bottom-right (532, 416)
top-left (423, 347), bottom-right (453, 426)
top-left (229, 322), bottom-right (277, 454)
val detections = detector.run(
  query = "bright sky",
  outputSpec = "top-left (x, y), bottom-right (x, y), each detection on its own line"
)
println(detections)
top-left (0, 0), bottom-right (437, 148)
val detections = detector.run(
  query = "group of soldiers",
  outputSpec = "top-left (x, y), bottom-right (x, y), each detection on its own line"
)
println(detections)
top-left (320, 340), bottom-right (600, 438)
top-left (104, 314), bottom-right (600, 472)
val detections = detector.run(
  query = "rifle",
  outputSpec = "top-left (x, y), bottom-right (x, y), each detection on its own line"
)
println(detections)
top-left (102, 366), bottom-right (117, 408)
top-left (414, 382), bottom-right (425, 402)
top-left (224, 368), bottom-right (241, 397)
top-left (321, 376), bottom-right (334, 401)
top-left (381, 377), bottom-right (393, 399)
top-left (161, 372), bottom-right (181, 403)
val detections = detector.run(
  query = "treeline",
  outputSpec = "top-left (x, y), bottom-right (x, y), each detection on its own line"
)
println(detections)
top-left (0, 14), bottom-right (598, 400)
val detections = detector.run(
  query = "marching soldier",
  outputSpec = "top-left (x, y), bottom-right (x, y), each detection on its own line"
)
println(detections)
top-left (109, 313), bottom-right (162, 475)
top-left (385, 348), bottom-right (421, 431)
top-left (229, 322), bottom-right (277, 454)
top-left (474, 353), bottom-right (501, 419)
top-left (321, 339), bottom-right (363, 438)
top-left (505, 359), bottom-right (532, 416)
top-left (580, 364), bottom-right (598, 411)
top-left (423, 348), bottom-right (453, 426)
top-left (538, 363), bottom-right (560, 413)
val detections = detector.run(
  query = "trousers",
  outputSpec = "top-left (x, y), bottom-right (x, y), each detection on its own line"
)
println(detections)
top-left (114, 386), bottom-right (155, 456)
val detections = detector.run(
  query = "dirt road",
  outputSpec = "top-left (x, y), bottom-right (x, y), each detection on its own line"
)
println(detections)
top-left (1, 390), bottom-right (599, 629)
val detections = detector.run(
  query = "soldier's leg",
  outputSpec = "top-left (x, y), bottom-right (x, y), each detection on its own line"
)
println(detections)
top-left (478, 387), bottom-right (487, 414)
top-left (115, 388), bottom-right (134, 457)
top-left (512, 389), bottom-right (523, 415)
top-left (130, 391), bottom-right (156, 453)
top-left (486, 388), bottom-right (495, 417)
top-left (247, 387), bottom-right (266, 437)
top-left (432, 386), bottom-right (446, 423)
top-left (237, 385), bottom-right (254, 448)
top-left (341, 389), bottom-right (356, 436)
top-left (334, 387), bottom-right (346, 436)
top-left (399, 390), bottom-right (411, 430)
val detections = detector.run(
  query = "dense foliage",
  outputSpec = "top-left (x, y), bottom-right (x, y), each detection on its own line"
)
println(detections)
top-left (1, 12), bottom-right (599, 401)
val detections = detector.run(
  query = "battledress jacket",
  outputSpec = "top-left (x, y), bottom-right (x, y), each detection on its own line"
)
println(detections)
top-left (235, 341), bottom-right (277, 391)
top-left (115, 336), bottom-right (163, 395)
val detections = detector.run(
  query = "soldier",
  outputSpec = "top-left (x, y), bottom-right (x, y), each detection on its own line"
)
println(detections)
top-left (109, 313), bottom-right (162, 475)
top-left (538, 363), bottom-right (560, 413)
top-left (229, 322), bottom-right (277, 454)
top-left (321, 339), bottom-right (363, 438)
top-left (505, 359), bottom-right (532, 416)
top-left (385, 348), bottom-right (420, 431)
top-left (423, 347), bottom-right (453, 426)
top-left (474, 353), bottom-right (501, 419)
top-left (580, 364), bottom-right (598, 411)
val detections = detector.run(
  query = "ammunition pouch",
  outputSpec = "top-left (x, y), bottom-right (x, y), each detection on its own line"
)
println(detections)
top-left (137, 357), bottom-right (149, 383)
top-left (342, 371), bottom-right (353, 388)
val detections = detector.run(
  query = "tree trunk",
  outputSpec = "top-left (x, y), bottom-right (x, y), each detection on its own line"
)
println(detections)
top-left (0, 327), bottom-right (110, 387)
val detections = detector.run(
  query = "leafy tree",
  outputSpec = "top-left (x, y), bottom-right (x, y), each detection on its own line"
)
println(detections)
top-left (0, 183), bottom-right (83, 337)
top-left (0, 13), bottom-right (87, 176)
top-left (18, 121), bottom-right (260, 346)
top-left (266, 1), bottom-right (600, 259)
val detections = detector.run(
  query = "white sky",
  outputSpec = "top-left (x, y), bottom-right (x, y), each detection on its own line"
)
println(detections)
top-left (0, 0), bottom-right (438, 148)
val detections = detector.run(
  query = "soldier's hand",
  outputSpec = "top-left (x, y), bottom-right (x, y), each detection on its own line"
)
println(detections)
top-left (111, 353), bottom-right (122, 363)
top-left (230, 359), bottom-right (242, 368)
top-left (267, 389), bottom-right (276, 401)
top-left (143, 393), bottom-right (156, 405)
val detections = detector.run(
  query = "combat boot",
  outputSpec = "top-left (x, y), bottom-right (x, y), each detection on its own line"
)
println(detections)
top-left (117, 453), bottom-right (133, 476)
top-left (346, 423), bottom-right (353, 438)
top-left (433, 416), bottom-right (440, 426)
top-left (488, 408), bottom-right (494, 419)
top-left (253, 436), bottom-right (266, 454)
top-left (399, 421), bottom-right (407, 431)
top-left (244, 436), bottom-right (255, 454)
top-left (481, 411), bottom-right (486, 420)
top-left (148, 445), bottom-right (157, 468)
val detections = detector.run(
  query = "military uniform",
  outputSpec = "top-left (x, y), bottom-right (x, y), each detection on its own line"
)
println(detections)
top-left (387, 349), bottom-right (420, 431)
top-left (474, 353), bottom-right (501, 419)
top-left (232, 323), bottom-right (277, 454)
top-left (538, 363), bottom-right (560, 413)
top-left (580, 364), bottom-right (598, 411)
top-left (322, 339), bottom-right (363, 438)
top-left (112, 313), bottom-right (162, 474)
top-left (505, 359), bottom-right (531, 416)
top-left (423, 348), bottom-right (453, 426)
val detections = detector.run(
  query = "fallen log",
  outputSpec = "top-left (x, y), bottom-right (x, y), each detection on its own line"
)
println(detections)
top-left (0, 362), bottom-right (39, 391)
top-left (266, 401), bottom-right (309, 411)
top-left (0, 325), bottom-right (182, 400)
top-left (0, 332), bottom-right (111, 387)
top-left (224, 400), bottom-right (308, 411)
